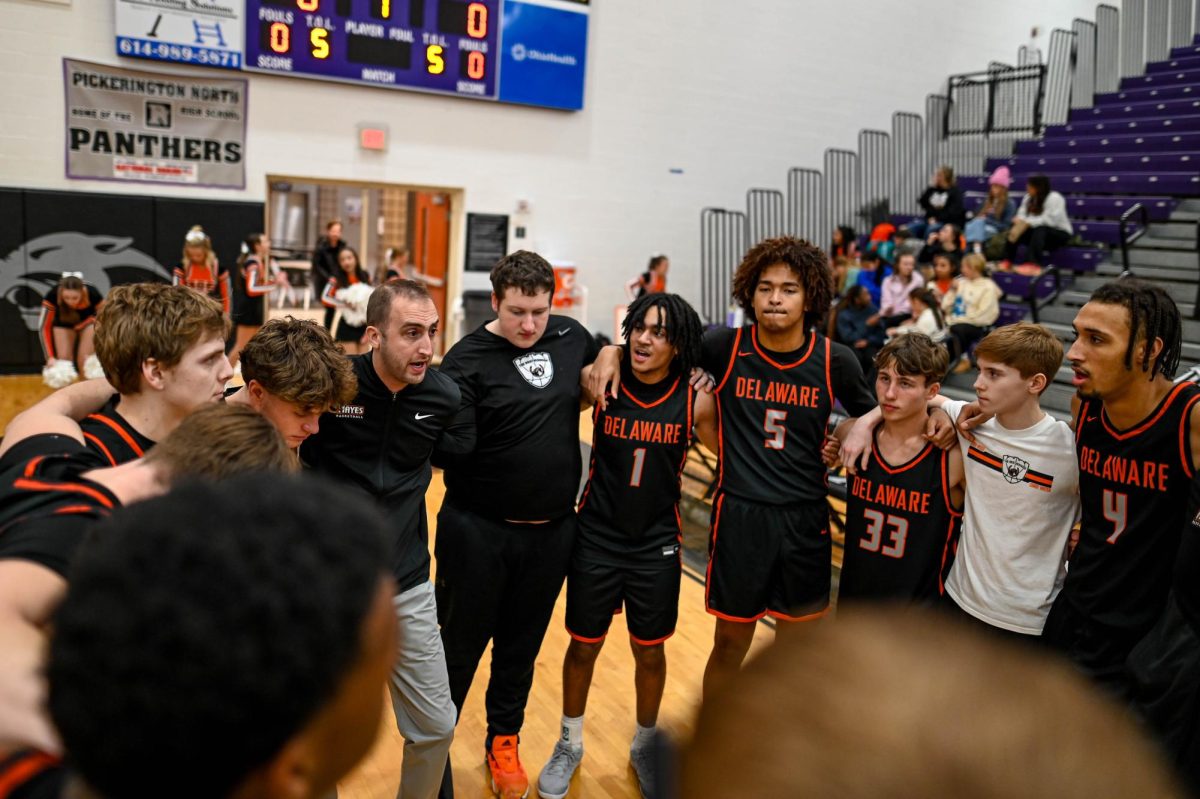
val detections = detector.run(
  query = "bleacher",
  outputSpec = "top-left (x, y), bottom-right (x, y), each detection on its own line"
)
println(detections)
top-left (700, 5), bottom-right (1200, 424)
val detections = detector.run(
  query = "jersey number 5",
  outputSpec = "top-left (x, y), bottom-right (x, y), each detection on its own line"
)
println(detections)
top-left (1102, 489), bottom-right (1128, 544)
top-left (764, 409), bottom-right (788, 450)
top-left (861, 509), bottom-right (908, 559)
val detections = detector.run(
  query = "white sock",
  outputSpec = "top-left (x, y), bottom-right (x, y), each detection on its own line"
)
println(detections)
top-left (561, 714), bottom-right (584, 751)
top-left (631, 723), bottom-right (656, 751)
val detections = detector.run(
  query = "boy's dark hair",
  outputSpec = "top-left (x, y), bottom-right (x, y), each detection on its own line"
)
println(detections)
top-left (731, 236), bottom-right (834, 328)
top-left (1089, 279), bottom-right (1182, 380)
top-left (48, 475), bottom-right (389, 799)
top-left (621, 292), bottom-right (704, 375)
top-left (874, 332), bottom-right (948, 387)
top-left (490, 250), bottom-right (555, 299)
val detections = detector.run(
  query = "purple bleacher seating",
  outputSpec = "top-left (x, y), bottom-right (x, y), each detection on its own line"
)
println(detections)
top-left (1100, 84), bottom-right (1200, 104)
top-left (1169, 44), bottom-right (1200, 59)
top-left (1121, 68), bottom-right (1200, 89)
top-left (1064, 196), bottom-right (1176, 220)
top-left (996, 303), bottom-right (1028, 327)
top-left (985, 153), bottom-right (1200, 174)
top-left (1016, 131), bottom-right (1200, 155)
top-left (1072, 97), bottom-right (1200, 120)
top-left (960, 172), bottom-right (1199, 194)
top-left (1072, 221), bottom-right (1139, 245)
top-left (1048, 115), bottom-right (1200, 136)
top-left (1046, 247), bottom-right (1103, 273)
top-left (1147, 54), bottom-right (1200, 73)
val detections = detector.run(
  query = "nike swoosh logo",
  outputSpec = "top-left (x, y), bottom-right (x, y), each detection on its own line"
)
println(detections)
top-left (738, 351), bottom-right (754, 356)
top-left (1086, 416), bottom-right (1098, 422)
top-left (414, 413), bottom-right (434, 420)
top-left (557, 328), bottom-right (569, 336)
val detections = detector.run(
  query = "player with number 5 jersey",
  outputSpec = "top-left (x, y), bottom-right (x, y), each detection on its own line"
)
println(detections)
top-left (694, 237), bottom-right (875, 699)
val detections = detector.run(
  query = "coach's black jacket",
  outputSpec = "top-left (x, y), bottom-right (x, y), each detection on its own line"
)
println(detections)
top-left (300, 353), bottom-right (473, 592)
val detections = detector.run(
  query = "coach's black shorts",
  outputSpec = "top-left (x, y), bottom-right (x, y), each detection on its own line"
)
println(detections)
top-left (566, 551), bottom-right (681, 645)
top-left (705, 491), bottom-right (831, 622)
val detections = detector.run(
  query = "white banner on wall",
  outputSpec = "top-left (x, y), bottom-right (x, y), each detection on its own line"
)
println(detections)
top-left (115, 0), bottom-right (245, 69)
top-left (63, 58), bottom-right (247, 189)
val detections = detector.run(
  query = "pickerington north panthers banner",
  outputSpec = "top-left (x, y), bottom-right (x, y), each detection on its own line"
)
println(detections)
top-left (63, 58), bottom-right (247, 188)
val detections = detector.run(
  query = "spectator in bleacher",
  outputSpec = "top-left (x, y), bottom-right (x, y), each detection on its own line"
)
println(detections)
top-left (965, 166), bottom-right (1017, 256)
top-left (312, 219), bottom-right (346, 331)
top-left (942, 253), bottom-right (1002, 374)
top-left (830, 226), bottom-right (860, 264)
top-left (834, 284), bottom-right (886, 377)
top-left (929, 252), bottom-right (960, 301)
top-left (887, 287), bottom-right (949, 344)
top-left (1002, 175), bottom-right (1073, 269)
top-left (918, 223), bottom-right (964, 266)
top-left (832, 256), bottom-right (859, 298)
top-left (625, 254), bottom-right (669, 300)
top-left (879, 252), bottom-right (924, 329)
top-left (908, 166), bottom-right (967, 239)
top-left (854, 250), bottom-right (891, 307)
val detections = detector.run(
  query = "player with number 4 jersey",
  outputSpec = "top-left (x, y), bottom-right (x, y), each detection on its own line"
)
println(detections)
top-left (1040, 280), bottom-right (1200, 695)
top-left (694, 237), bottom-right (875, 699)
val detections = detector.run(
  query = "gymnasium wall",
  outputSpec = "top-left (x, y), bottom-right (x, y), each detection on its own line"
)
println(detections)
top-left (2, 0), bottom-right (1105, 336)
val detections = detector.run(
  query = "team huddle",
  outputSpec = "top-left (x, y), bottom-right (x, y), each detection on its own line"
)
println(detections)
top-left (0, 238), bottom-right (1197, 799)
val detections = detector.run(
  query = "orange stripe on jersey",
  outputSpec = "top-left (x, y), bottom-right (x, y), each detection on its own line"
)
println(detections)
top-left (53, 504), bottom-right (101, 516)
top-left (703, 494), bottom-right (726, 612)
top-left (1179, 392), bottom-right (1200, 479)
top-left (1100, 382), bottom-right (1193, 441)
top-left (0, 751), bottom-right (60, 798)
top-left (766, 606), bottom-right (830, 623)
top-left (1075, 398), bottom-right (1089, 444)
top-left (750, 325), bottom-right (817, 370)
top-left (824, 337), bottom-right (833, 401)
top-left (969, 448), bottom-right (1004, 470)
top-left (940, 449), bottom-right (963, 517)
top-left (13, 478), bottom-right (115, 509)
top-left (619, 374), bottom-right (681, 409)
top-left (715, 327), bottom-right (743, 392)
top-left (22, 457), bottom-right (45, 478)
top-left (869, 440), bottom-right (934, 475)
top-left (630, 631), bottom-right (674, 646)
top-left (86, 413), bottom-right (145, 458)
top-left (82, 432), bottom-right (118, 467)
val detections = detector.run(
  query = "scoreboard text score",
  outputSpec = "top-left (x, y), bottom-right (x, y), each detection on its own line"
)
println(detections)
top-left (247, 0), bottom-right (501, 100)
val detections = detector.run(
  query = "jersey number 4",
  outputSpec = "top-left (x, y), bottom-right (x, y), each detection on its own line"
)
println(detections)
top-left (861, 509), bottom-right (908, 559)
top-left (1102, 489), bottom-right (1128, 544)
top-left (764, 409), bottom-right (788, 450)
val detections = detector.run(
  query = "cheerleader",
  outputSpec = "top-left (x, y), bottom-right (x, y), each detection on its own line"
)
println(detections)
top-left (173, 226), bottom-right (231, 315)
top-left (321, 247), bottom-right (372, 354)
top-left (39, 273), bottom-right (105, 383)
top-left (230, 233), bottom-right (287, 367)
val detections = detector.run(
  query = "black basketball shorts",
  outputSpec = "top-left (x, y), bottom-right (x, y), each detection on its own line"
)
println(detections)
top-left (705, 491), bottom-right (831, 622)
top-left (566, 550), bottom-right (682, 646)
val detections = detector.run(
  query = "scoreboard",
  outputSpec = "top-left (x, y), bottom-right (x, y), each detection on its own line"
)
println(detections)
top-left (114, 0), bottom-right (589, 111)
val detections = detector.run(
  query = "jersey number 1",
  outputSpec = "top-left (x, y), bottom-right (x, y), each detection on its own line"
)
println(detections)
top-left (630, 447), bottom-right (647, 487)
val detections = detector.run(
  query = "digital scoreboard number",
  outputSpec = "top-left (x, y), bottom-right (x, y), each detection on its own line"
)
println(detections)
top-left (246, 0), bottom-right (498, 100)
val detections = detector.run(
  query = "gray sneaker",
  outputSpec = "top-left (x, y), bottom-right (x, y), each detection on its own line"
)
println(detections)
top-left (536, 741), bottom-right (583, 799)
top-left (630, 743), bottom-right (656, 799)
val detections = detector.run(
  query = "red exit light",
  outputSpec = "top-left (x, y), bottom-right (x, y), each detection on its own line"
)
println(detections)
top-left (359, 126), bottom-right (387, 151)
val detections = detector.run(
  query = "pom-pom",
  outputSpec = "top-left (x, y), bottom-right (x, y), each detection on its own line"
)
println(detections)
top-left (336, 283), bottom-right (374, 327)
top-left (83, 353), bottom-right (105, 380)
top-left (43, 359), bottom-right (79, 389)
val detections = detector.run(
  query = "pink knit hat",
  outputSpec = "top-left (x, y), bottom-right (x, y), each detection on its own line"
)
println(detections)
top-left (989, 165), bottom-right (1012, 188)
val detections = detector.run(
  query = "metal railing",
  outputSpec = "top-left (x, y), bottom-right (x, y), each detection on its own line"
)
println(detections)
top-left (945, 64), bottom-right (1047, 137)
top-left (1118, 203), bottom-right (1150, 276)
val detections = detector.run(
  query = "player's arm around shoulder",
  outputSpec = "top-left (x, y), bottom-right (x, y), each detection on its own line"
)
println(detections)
top-left (0, 559), bottom-right (69, 755)
top-left (0, 379), bottom-right (114, 458)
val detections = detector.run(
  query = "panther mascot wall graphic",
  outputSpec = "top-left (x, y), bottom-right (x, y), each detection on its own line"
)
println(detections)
top-left (0, 232), bottom-right (169, 363)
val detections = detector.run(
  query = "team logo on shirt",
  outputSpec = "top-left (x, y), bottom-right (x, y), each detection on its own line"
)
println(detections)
top-left (333, 404), bottom-right (365, 419)
top-left (1001, 455), bottom-right (1030, 484)
top-left (968, 446), bottom-right (1054, 492)
top-left (513, 351), bottom-right (554, 388)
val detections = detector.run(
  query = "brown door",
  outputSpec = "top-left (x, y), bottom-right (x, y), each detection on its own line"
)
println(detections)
top-left (411, 191), bottom-right (451, 354)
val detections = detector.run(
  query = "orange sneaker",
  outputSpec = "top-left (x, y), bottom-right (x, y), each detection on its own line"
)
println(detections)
top-left (486, 734), bottom-right (530, 799)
